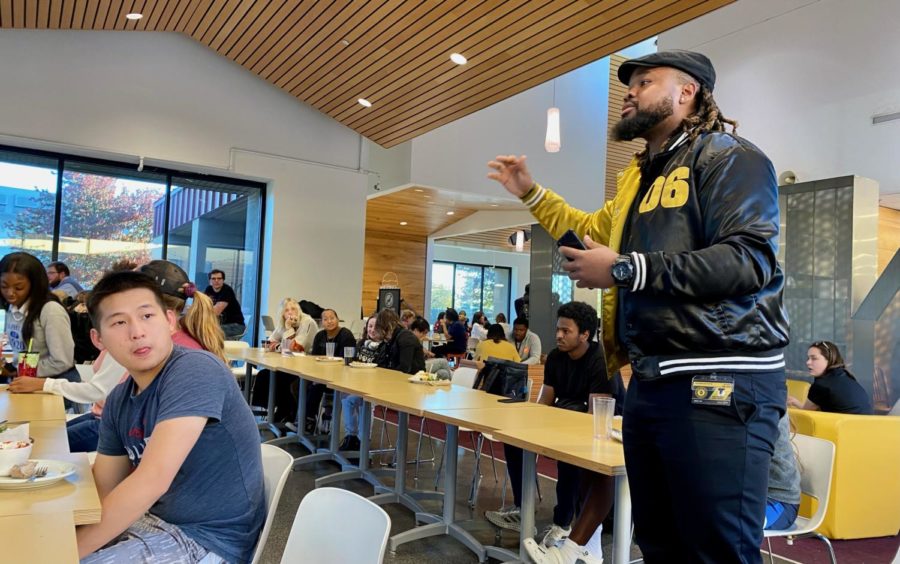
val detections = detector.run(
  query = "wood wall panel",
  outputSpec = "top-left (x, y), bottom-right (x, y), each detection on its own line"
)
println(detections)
top-left (878, 206), bottom-right (900, 275)
top-left (361, 231), bottom-right (427, 318)
top-left (606, 54), bottom-right (645, 202)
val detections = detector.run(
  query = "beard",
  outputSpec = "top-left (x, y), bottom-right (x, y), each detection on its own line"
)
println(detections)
top-left (612, 96), bottom-right (675, 141)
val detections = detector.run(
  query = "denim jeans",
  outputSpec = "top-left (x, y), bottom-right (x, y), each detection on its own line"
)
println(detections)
top-left (67, 412), bottom-right (101, 453)
top-left (342, 395), bottom-right (364, 436)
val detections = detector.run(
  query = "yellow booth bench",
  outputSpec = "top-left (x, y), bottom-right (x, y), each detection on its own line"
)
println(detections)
top-left (788, 408), bottom-right (900, 539)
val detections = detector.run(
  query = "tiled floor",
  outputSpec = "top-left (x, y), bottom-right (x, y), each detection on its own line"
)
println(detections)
top-left (257, 420), bottom-right (641, 563)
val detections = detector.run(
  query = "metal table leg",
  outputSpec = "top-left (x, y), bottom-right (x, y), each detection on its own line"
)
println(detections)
top-left (316, 399), bottom-right (383, 489)
top-left (292, 389), bottom-right (354, 470)
top-left (266, 375), bottom-right (316, 453)
top-left (612, 474), bottom-right (633, 564)
top-left (369, 411), bottom-right (440, 515)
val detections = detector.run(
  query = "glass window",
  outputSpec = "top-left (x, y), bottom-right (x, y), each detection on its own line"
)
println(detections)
top-left (58, 162), bottom-right (167, 288)
top-left (429, 262), bottom-right (454, 322)
top-left (429, 261), bottom-right (511, 325)
top-left (0, 150), bottom-right (59, 264)
top-left (167, 177), bottom-right (263, 342)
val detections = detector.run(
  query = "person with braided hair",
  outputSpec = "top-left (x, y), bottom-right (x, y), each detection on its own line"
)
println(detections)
top-left (489, 50), bottom-right (789, 563)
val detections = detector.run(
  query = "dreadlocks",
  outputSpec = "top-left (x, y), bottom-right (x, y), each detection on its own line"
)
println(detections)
top-left (635, 74), bottom-right (739, 168)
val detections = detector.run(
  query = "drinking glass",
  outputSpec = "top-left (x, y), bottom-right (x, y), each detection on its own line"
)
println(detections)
top-left (592, 397), bottom-right (616, 440)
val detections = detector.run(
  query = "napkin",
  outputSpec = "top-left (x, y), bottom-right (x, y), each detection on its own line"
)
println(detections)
top-left (0, 423), bottom-right (29, 443)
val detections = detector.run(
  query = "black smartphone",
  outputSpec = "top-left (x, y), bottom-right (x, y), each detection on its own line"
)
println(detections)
top-left (498, 397), bottom-right (527, 403)
top-left (556, 229), bottom-right (586, 257)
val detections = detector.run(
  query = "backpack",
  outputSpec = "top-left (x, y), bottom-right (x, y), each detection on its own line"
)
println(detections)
top-left (474, 358), bottom-right (528, 399)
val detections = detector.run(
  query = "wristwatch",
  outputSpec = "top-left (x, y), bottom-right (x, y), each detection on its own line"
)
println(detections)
top-left (611, 255), bottom-right (636, 289)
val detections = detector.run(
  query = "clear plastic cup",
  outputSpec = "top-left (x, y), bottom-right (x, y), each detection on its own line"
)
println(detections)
top-left (325, 342), bottom-right (336, 358)
top-left (17, 352), bottom-right (39, 378)
top-left (592, 396), bottom-right (616, 440)
top-left (281, 337), bottom-right (292, 356)
top-left (343, 346), bottom-right (355, 365)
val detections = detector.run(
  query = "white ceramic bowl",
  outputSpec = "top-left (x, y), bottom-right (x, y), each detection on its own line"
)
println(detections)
top-left (0, 440), bottom-right (34, 476)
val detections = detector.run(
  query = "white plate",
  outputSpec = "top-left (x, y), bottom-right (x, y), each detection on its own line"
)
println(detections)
top-left (0, 459), bottom-right (77, 490)
top-left (314, 357), bottom-right (343, 363)
top-left (0, 384), bottom-right (8, 391)
top-left (349, 362), bottom-right (377, 369)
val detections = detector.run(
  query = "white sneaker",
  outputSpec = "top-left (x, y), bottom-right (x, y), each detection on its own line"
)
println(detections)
top-left (485, 507), bottom-right (522, 532)
top-left (524, 538), bottom-right (603, 564)
top-left (541, 523), bottom-right (572, 548)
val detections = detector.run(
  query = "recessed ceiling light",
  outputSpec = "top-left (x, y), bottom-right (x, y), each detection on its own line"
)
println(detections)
top-left (358, 98), bottom-right (372, 108)
top-left (399, 221), bottom-right (408, 226)
top-left (414, 189), bottom-right (423, 192)
top-left (446, 211), bottom-right (455, 216)
top-left (125, 13), bottom-right (143, 20)
top-left (450, 53), bottom-right (467, 65)
top-left (490, 203), bottom-right (499, 207)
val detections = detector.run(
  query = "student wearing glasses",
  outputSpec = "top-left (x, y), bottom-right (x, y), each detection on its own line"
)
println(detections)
top-left (788, 340), bottom-right (873, 414)
top-left (204, 269), bottom-right (245, 340)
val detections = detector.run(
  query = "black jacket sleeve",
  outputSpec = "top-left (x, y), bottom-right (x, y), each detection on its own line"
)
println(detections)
top-left (644, 140), bottom-right (781, 301)
top-left (392, 329), bottom-right (424, 375)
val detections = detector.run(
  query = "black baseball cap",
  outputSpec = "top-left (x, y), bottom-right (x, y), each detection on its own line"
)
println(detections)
top-left (139, 260), bottom-right (190, 299)
top-left (618, 50), bottom-right (716, 92)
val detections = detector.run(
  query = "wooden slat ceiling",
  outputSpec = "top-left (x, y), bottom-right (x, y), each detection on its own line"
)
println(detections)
top-left (366, 186), bottom-right (522, 238)
top-left (437, 226), bottom-right (533, 253)
top-left (1, 0), bottom-right (734, 148)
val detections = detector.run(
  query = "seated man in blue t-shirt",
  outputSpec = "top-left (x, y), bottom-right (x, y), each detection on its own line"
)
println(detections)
top-left (77, 270), bottom-right (265, 563)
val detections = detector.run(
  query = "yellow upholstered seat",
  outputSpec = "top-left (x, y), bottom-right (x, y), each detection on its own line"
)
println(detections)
top-left (788, 408), bottom-right (900, 539)
top-left (786, 378), bottom-right (812, 405)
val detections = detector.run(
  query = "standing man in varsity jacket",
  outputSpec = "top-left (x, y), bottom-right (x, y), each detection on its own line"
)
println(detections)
top-left (488, 50), bottom-right (790, 563)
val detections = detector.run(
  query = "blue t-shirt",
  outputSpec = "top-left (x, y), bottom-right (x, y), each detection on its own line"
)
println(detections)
top-left (447, 321), bottom-right (468, 353)
top-left (98, 346), bottom-right (266, 563)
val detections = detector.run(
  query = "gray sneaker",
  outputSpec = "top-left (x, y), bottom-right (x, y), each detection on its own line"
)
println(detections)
top-left (485, 507), bottom-right (522, 532)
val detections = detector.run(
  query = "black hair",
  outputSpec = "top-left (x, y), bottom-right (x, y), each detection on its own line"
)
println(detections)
top-left (444, 308), bottom-right (459, 323)
top-left (47, 261), bottom-right (70, 277)
top-left (322, 308), bottom-right (339, 319)
top-left (513, 316), bottom-right (529, 328)
top-left (0, 252), bottom-right (59, 344)
top-left (208, 269), bottom-right (225, 280)
top-left (496, 313), bottom-right (507, 323)
top-left (487, 323), bottom-right (506, 342)
top-left (87, 270), bottom-right (168, 330)
top-left (473, 311), bottom-right (488, 327)
top-left (410, 317), bottom-right (430, 333)
top-left (557, 301), bottom-right (598, 341)
top-left (436, 311), bottom-right (445, 321)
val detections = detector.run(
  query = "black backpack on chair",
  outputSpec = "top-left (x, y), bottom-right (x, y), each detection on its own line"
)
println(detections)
top-left (474, 358), bottom-right (528, 399)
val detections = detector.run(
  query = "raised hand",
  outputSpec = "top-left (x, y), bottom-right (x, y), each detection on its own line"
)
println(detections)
top-left (487, 155), bottom-right (534, 197)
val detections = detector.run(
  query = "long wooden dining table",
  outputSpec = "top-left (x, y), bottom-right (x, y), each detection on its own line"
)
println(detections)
top-left (228, 348), bottom-right (634, 563)
top-left (0, 384), bottom-right (102, 563)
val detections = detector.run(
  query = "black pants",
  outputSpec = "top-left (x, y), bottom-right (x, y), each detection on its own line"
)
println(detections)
top-left (623, 370), bottom-right (785, 564)
top-left (251, 369), bottom-right (298, 424)
top-left (503, 443), bottom-right (586, 527)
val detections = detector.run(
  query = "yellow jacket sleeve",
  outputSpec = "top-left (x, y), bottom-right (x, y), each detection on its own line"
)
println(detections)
top-left (520, 183), bottom-right (614, 247)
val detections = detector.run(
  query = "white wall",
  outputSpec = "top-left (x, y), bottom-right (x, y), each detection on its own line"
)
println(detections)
top-left (0, 30), bottom-right (368, 320)
top-left (410, 58), bottom-right (612, 211)
top-left (659, 0), bottom-right (900, 197)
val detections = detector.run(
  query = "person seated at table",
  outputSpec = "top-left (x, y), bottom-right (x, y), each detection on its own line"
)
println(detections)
top-left (431, 308), bottom-right (467, 358)
top-left (496, 312), bottom-right (512, 341)
top-left (411, 317), bottom-right (452, 378)
top-left (253, 298), bottom-right (318, 425)
top-left (1, 252), bottom-right (80, 401)
top-left (513, 316), bottom-right (542, 365)
top-left (77, 269), bottom-right (264, 563)
top-left (399, 309), bottom-right (417, 329)
top-left (525, 413), bottom-right (802, 564)
top-left (204, 269), bottom-right (246, 340)
top-left (486, 302), bottom-right (612, 550)
top-left (305, 309), bottom-right (357, 433)
top-left (59, 260), bottom-right (224, 454)
top-left (376, 308), bottom-right (426, 375)
top-left (474, 323), bottom-right (521, 370)
top-left (339, 314), bottom-right (383, 451)
top-left (459, 309), bottom-right (470, 331)
top-left (470, 311), bottom-right (489, 342)
top-left (432, 311), bottom-right (446, 335)
top-left (788, 340), bottom-right (873, 414)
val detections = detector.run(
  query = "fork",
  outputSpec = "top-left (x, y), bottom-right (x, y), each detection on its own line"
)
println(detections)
top-left (27, 465), bottom-right (49, 482)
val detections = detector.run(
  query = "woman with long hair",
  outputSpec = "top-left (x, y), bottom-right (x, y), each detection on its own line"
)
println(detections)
top-left (266, 298), bottom-right (317, 353)
top-left (375, 308), bottom-right (425, 375)
top-left (1, 252), bottom-right (79, 388)
top-left (788, 340), bottom-right (872, 414)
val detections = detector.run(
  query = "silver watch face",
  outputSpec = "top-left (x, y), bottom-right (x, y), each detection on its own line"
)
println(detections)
top-left (612, 260), bottom-right (633, 283)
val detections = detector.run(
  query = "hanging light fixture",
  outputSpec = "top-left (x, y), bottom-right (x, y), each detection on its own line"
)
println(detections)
top-left (545, 79), bottom-right (560, 153)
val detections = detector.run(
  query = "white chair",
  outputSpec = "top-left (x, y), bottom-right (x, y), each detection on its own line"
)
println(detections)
top-left (223, 340), bottom-right (258, 385)
top-left (250, 444), bottom-right (294, 564)
top-left (280, 487), bottom-right (391, 564)
top-left (763, 434), bottom-right (837, 564)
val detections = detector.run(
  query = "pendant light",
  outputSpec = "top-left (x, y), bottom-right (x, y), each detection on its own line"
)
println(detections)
top-left (545, 79), bottom-right (560, 153)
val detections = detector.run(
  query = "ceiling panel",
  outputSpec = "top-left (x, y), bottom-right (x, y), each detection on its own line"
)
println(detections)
top-left (437, 226), bottom-right (533, 253)
top-left (3, 0), bottom-right (733, 147)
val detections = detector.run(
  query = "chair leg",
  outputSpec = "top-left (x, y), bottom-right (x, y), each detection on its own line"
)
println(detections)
top-left (534, 455), bottom-right (542, 502)
top-left (468, 433), bottom-right (484, 508)
top-left (812, 533), bottom-right (837, 564)
top-left (767, 537), bottom-right (775, 564)
top-left (487, 438), bottom-right (499, 483)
